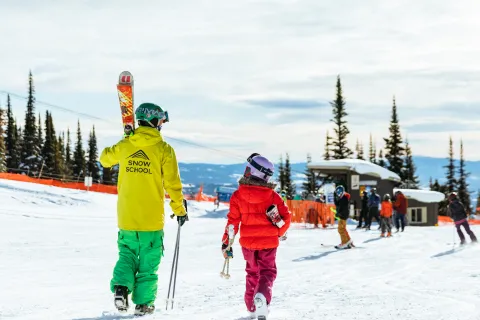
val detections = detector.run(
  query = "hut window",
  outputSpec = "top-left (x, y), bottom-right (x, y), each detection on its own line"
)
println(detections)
top-left (409, 207), bottom-right (427, 223)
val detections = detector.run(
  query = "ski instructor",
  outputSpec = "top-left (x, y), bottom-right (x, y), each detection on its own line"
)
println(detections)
top-left (100, 102), bottom-right (188, 316)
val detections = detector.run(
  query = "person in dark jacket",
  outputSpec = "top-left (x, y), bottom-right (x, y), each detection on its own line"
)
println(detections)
top-left (393, 190), bottom-right (408, 232)
top-left (357, 191), bottom-right (369, 228)
top-left (334, 185), bottom-right (353, 249)
top-left (448, 192), bottom-right (477, 245)
top-left (365, 188), bottom-right (381, 230)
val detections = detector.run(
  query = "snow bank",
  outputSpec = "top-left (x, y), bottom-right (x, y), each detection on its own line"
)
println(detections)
top-left (394, 188), bottom-right (445, 203)
top-left (308, 159), bottom-right (401, 181)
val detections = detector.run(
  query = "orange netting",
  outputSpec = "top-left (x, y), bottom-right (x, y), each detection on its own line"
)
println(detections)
top-left (0, 173), bottom-right (118, 194)
top-left (286, 200), bottom-right (336, 228)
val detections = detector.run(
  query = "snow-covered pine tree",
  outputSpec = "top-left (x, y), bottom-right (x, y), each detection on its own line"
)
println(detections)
top-left (403, 139), bottom-right (419, 188)
top-left (20, 71), bottom-right (41, 175)
top-left (323, 130), bottom-right (332, 160)
top-left (5, 95), bottom-right (19, 170)
top-left (330, 76), bottom-right (352, 159)
top-left (284, 153), bottom-right (296, 199)
top-left (0, 106), bottom-right (7, 172)
top-left (383, 97), bottom-right (404, 177)
top-left (72, 120), bottom-right (86, 178)
top-left (87, 125), bottom-right (100, 183)
top-left (444, 136), bottom-right (457, 194)
top-left (457, 139), bottom-right (471, 213)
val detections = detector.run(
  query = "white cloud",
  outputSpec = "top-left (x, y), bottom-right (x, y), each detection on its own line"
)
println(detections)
top-left (1, 0), bottom-right (480, 164)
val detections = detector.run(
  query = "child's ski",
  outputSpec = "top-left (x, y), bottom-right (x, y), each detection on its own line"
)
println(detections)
top-left (116, 71), bottom-right (135, 136)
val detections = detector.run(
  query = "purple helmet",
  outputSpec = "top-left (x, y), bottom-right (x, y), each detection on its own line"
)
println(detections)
top-left (244, 153), bottom-right (274, 182)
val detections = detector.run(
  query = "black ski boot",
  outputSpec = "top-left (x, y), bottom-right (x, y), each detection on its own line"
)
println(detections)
top-left (114, 285), bottom-right (129, 312)
top-left (134, 304), bottom-right (155, 316)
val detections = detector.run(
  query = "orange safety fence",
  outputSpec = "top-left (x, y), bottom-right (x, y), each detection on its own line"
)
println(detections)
top-left (286, 200), bottom-right (336, 228)
top-left (0, 173), bottom-right (119, 194)
top-left (438, 215), bottom-right (480, 225)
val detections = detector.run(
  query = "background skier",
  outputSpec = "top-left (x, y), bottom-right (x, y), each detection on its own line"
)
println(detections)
top-left (365, 188), bottom-right (381, 230)
top-left (357, 191), bottom-right (369, 228)
top-left (380, 194), bottom-right (393, 237)
top-left (220, 153), bottom-right (291, 320)
top-left (447, 192), bottom-right (477, 245)
top-left (334, 185), bottom-right (352, 249)
top-left (393, 190), bottom-right (408, 232)
top-left (100, 102), bottom-right (188, 316)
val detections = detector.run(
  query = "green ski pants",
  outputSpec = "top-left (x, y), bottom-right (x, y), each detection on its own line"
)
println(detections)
top-left (110, 229), bottom-right (164, 305)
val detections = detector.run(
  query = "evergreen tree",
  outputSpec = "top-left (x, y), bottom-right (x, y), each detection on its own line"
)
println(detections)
top-left (355, 140), bottom-right (365, 160)
top-left (429, 177), bottom-right (433, 190)
top-left (457, 139), bottom-right (471, 213)
top-left (323, 130), bottom-right (332, 160)
top-left (302, 155), bottom-right (319, 195)
top-left (15, 125), bottom-right (24, 171)
top-left (444, 136), bottom-right (457, 194)
top-left (37, 113), bottom-right (43, 154)
top-left (5, 95), bottom-right (19, 170)
top-left (369, 134), bottom-right (376, 163)
top-left (41, 111), bottom-right (56, 176)
top-left (87, 125), bottom-right (100, 183)
top-left (403, 139), bottom-right (419, 188)
top-left (377, 149), bottom-right (387, 168)
top-left (0, 107), bottom-right (6, 172)
top-left (284, 153), bottom-right (296, 199)
top-left (277, 155), bottom-right (286, 192)
top-left (64, 128), bottom-right (73, 177)
top-left (431, 179), bottom-right (441, 192)
top-left (72, 120), bottom-right (86, 178)
top-left (55, 131), bottom-right (65, 177)
top-left (330, 76), bottom-right (353, 159)
top-left (383, 97), bottom-right (404, 177)
top-left (20, 71), bottom-right (40, 175)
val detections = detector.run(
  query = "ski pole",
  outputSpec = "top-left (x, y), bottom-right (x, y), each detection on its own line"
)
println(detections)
top-left (166, 224), bottom-right (180, 310)
top-left (166, 199), bottom-right (187, 310)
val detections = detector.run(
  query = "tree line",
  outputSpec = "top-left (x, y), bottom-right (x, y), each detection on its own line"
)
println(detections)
top-left (276, 75), bottom-right (473, 213)
top-left (0, 72), bottom-right (116, 184)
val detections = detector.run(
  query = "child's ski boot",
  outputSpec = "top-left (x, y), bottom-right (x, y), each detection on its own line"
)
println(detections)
top-left (134, 304), bottom-right (155, 316)
top-left (114, 285), bottom-right (129, 313)
top-left (254, 293), bottom-right (269, 320)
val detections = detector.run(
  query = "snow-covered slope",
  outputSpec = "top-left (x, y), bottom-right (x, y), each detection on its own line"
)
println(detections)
top-left (0, 179), bottom-right (479, 320)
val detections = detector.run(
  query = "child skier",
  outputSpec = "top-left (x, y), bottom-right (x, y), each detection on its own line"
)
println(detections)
top-left (448, 192), bottom-right (478, 245)
top-left (100, 103), bottom-right (188, 316)
top-left (221, 153), bottom-right (291, 320)
top-left (334, 185), bottom-right (353, 249)
top-left (380, 194), bottom-right (393, 237)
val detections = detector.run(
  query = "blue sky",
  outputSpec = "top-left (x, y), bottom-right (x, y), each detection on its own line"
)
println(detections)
top-left (1, 0), bottom-right (479, 164)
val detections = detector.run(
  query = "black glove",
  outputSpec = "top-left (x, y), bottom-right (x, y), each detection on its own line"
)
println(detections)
top-left (177, 214), bottom-right (189, 226)
top-left (222, 243), bottom-right (233, 259)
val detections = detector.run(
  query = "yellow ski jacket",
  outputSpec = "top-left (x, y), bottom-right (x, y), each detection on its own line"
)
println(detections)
top-left (100, 126), bottom-right (186, 231)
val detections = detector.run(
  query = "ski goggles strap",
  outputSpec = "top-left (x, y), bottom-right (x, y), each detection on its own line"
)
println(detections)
top-left (247, 154), bottom-right (273, 177)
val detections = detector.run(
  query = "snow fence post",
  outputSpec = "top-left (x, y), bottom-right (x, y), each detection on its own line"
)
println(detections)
top-left (84, 176), bottom-right (93, 191)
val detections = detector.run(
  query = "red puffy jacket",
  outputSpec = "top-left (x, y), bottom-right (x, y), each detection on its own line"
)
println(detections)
top-left (393, 192), bottom-right (408, 215)
top-left (222, 180), bottom-right (291, 250)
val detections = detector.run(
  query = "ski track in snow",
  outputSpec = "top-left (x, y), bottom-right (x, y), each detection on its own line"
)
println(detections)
top-left (0, 179), bottom-right (479, 320)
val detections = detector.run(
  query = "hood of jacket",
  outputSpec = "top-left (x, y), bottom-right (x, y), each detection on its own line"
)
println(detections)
top-left (236, 176), bottom-right (276, 204)
top-left (129, 126), bottom-right (164, 147)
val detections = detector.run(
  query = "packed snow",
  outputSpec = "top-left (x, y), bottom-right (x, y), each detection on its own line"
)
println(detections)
top-left (308, 159), bottom-right (402, 182)
top-left (0, 179), bottom-right (479, 320)
top-left (394, 188), bottom-right (446, 203)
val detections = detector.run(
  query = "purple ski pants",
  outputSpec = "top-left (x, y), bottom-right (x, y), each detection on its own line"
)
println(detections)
top-left (455, 219), bottom-right (477, 243)
top-left (242, 247), bottom-right (278, 312)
